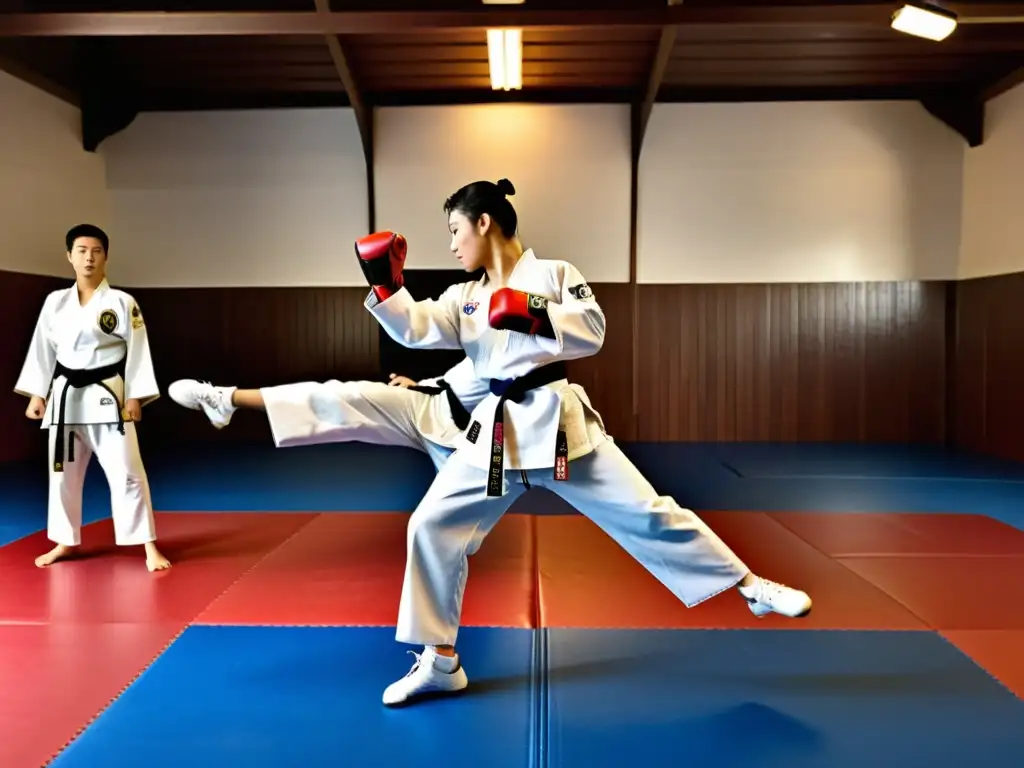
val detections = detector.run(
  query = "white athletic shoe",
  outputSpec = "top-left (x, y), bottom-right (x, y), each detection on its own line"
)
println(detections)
top-left (739, 576), bottom-right (812, 618)
top-left (382, 647), bottom-right (469, 707)
top-left (167, 379), bottom-right (237, 430)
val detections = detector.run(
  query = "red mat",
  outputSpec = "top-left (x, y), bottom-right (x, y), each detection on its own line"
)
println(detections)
top-left (535, 511), bottom-right (926, 630)
top-left (941, 630), bottom-right (1024, 699)
top-left (897, 513), bottom-right (1024, 556)
top-left (0, 512), bottom-right (315, 623)
top-left (0, 621), bottom-right (183, 767)
top-left (195, 512), bottom-right (537, 628)
top-left (837, 555), bottom-right (1024, 630)
top-left (771, 511), bottom-right (1024, 557)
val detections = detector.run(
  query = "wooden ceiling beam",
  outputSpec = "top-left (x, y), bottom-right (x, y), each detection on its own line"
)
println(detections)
top-left (979, 62), bottom-right (1024, 102)
top-left (920, 92), bottom-right (985, 146)
top-left (635, 0), bottom-right (682, 163)
top-left (1, 5), bottom-right (1022, 37)
top-left (312, 0), bottom-right (373, 230)
top-left (77, 39), bottom-right (140, 152)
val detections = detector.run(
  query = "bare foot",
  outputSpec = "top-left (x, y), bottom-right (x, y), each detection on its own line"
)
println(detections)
top-left (35, 543), bottom-right (75, 567)
top-left (145, 542), bottom-right (172, 572)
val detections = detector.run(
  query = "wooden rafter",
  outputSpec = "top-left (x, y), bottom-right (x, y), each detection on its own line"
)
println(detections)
top-left (313, 0), bottom-right (374, 230)
top-left (636, 0), bottom-right (683, 162)
top-left (630, 1), bottom-right (682, 422)
top-left (980, 62), bottom-right (1024, 102)
top-left (920, 93), bottom-right (985, 147)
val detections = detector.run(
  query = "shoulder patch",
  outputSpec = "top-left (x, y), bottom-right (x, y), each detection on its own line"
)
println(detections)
top-left (130, 302), bottom-right (144, 330)
top-left (568, 283), bottom-right (594, 300)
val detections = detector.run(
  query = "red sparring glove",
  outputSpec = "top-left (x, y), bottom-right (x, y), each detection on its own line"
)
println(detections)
top-left (355, 231), bottom-right (407, 301)
top-left (488, 288), bottom-right (554, 337)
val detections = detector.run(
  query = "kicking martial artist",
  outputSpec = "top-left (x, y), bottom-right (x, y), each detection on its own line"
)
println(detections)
top-left (355, 179), bottom-right (814, 706)
top-left (166, 355), bottom-right (488, 472)
top-left (14, 224), bottom-right (170, 571)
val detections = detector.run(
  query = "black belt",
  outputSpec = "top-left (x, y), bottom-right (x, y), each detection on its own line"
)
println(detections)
top-left (486, 361), bottom-right (569, 497)
top-left (408, 379), bottom-right (472, 431)
top-left (51, 358), bottom-right (126, 472)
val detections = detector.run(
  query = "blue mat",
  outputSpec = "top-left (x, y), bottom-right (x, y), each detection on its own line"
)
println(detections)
top-left (51, 626), bottom-right (537, 768)
top-left (709, 443), bottom-right (1024, 481)
top-left (6, 442), bottom-right (1024, 547)
top-left (545, 628), bottom-right (1024, 767)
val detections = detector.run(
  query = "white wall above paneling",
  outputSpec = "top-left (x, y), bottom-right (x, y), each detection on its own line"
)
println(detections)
top-left (0, 70), bottom-right (109, 278)
top-left (374, 104), bottom-right (633, 283)
top-left (637, 100), bottom-right (964, 284)
top-left (101, 108), bottom-right (369, 288)
top-left (13, 75), bottom-right (1023, 289)
top-left (959, 82), bottom-right (1024, 280)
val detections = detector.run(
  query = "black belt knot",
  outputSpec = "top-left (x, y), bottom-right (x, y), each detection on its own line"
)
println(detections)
top-left (52, 357), bottom-right (126, 473)
top-left (485, 362), bottom-right (568, 497)
top-left (408, 378), bottom-right (472, 431)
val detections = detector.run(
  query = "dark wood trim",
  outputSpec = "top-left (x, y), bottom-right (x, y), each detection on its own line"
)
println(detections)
top-left (136, 90), bottom-right (352, 111)
top-left (944, 281), bottom-right (958, 449)
top-left (0, 53), bottom-right (78, 106)
top-left (0, 6), bottom-right (1017, 37)
top-left (636, 0), bottom-right (682, 153)
top-left (132, 83), bottom-right (943, 113)
top-left (629, 102), bottom-right (641, 423)
top-left (78, 39), bottom-right (140, 152)
top-left (920, 91), bottom-right (985, 147)
top-left (980, 63), bottom-right (1024, 102)
top-left (311, 0), bottom-right (374, 231)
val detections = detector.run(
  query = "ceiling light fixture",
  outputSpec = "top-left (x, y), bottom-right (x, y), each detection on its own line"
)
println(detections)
top-left (487, 28), bottom-right (523, 91)
top-left (890, 3), bottom-right (958, 40)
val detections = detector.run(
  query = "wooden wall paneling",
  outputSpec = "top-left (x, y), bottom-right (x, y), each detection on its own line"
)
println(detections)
top-left (952, 277), bottom-right (987, 453)
top-left (0, 271), bottom-right (69, 463)
top-left (954, 271), bottom-right (1024, 462)
top-left (131, 284), bottom-right (378, 447)
top-left (635, 281), bottom-right (947, 443)
top-left (8, 268), bottom-right (1024, 461)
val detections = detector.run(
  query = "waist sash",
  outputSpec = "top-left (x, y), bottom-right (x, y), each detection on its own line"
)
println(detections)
top-left (51, 358), bottom-right (127, 472)
top-left (486, 361), bottom-right (569, 497)
top-left (408, 379), bottom-right (472, 431)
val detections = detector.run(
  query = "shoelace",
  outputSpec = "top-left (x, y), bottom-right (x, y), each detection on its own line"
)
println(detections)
top-left (754, 577), bottom-right (787, 604)
top-left (401, 649), bottom-right (424, 678)
top-left (195, 382), bottom-right (222, 411)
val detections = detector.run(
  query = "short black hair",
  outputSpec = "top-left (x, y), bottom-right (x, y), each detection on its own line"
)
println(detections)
top-left (443, 178), bottom-right (518, 238)
top-left (66, 224), bottom-right (109, 253)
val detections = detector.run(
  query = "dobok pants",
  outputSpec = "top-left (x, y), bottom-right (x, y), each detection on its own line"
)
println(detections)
top-left (48, 422), bottom-right (156, 547)
top-left (397, 440), bottom-right (751, 646)
top-left (261, 381), bottom-right (454, 470)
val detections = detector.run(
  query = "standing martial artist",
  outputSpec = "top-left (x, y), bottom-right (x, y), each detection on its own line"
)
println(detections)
top-left (355, 179), bottom-right (813, 706)
top-left (14, 224), bottom-right (170, 571)
top-left (165, 355), bottom-right (489, 472)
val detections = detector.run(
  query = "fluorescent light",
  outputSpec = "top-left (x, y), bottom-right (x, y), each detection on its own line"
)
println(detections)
top-left (891, 3), bottom-right (958, 41)
top-left (487, 28), bottom-right (523, 91)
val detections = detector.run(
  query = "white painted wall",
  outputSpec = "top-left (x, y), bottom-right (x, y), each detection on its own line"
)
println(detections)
top-left (1, 78), bottom-right (991, 287)
top-left (374, 104), bottom-right (633, 283)
top-left (637, 101), bottom-right (964, 284)
top-left (959, 82), bottom-right (1024, 280)
top-left (0, 69), bottom-right (109, 277)
top-left (100, 108), bottom-right (369, 287)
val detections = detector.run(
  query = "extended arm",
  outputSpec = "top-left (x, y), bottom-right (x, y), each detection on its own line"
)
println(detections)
top-left (122, 299), bottom-right (160, 406)
top-left (488, 261), bottom-right (606, 367)
top-left (14, 295), bottom-right (57, 400)
top-left (356, 231), bottom-right (463, 350)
